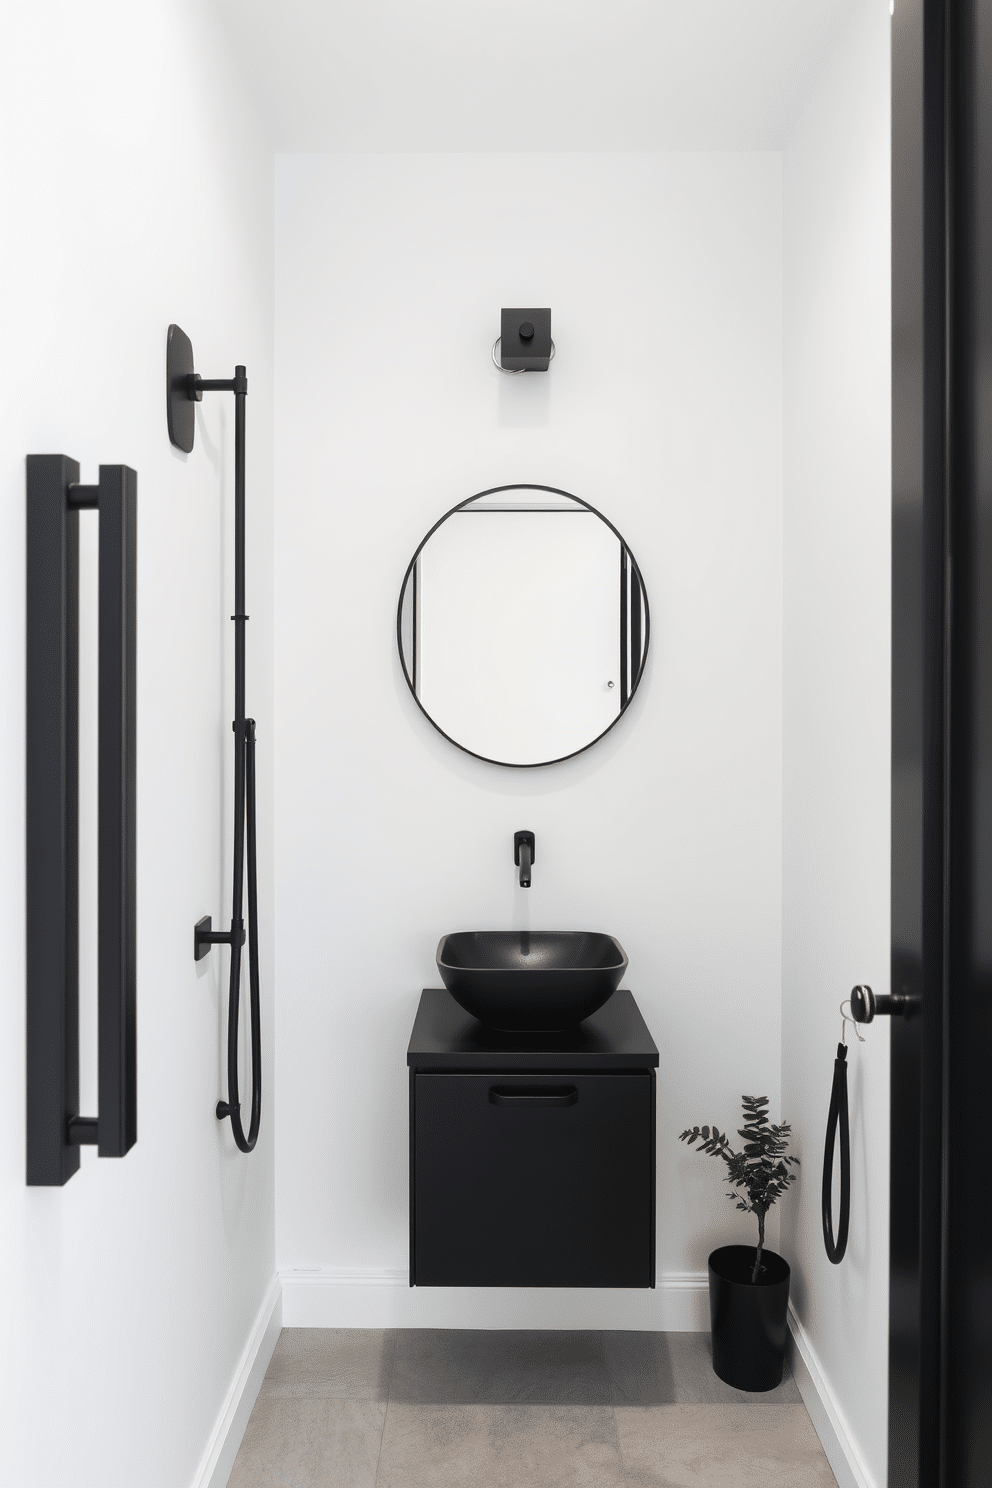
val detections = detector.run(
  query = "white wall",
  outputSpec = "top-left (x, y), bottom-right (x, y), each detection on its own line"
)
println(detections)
top-left (218, 0), bottom-right (862, 153)
top-left (274, 152), bottom-right (784, 1321)
top-left (781, 5), bottom-right (891, 1487)
top-left (0, 6), bottom-right (275, 1486)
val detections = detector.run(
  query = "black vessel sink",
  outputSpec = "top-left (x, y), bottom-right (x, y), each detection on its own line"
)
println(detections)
top-left (436, 931), bottom-right (628, 1031)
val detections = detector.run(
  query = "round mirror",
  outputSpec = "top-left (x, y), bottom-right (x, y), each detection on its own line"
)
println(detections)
top-left (397, 485), bottom-right (649, 767)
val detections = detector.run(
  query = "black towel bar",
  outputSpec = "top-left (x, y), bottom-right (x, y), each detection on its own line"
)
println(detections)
top-left (26, 455), bottom-right (137, 1185)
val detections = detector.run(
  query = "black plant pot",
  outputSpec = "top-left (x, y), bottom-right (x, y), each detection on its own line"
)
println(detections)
top-left (708, 1244), bottom-right (791, 1392)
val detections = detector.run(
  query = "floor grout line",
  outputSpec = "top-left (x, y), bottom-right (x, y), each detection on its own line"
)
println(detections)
top-left (372, 1327), bottom-right (397, 1488)
top-left (371, 1397), bottom-right (390, 1488)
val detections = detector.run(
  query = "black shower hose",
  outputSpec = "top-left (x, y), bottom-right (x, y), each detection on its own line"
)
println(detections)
top-left (821, 1041), bottom-right (850, 1264)
top-left (217, 717), bottom-right (261, 1154)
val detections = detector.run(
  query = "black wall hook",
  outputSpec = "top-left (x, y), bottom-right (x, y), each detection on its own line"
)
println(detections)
top-left (850, 984), bottom-right (921, 1023)
top-left (499, 309), bottom-right (552, 371)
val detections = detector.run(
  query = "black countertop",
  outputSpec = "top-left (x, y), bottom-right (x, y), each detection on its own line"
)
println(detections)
top-left (407, 987), bottom-right (659, 1071)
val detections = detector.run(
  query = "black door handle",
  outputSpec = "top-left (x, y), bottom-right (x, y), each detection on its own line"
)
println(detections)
top-left (489, 1085), bottom-right (578, 1107)
top-left (850, 983), bottom-right (921, 1022)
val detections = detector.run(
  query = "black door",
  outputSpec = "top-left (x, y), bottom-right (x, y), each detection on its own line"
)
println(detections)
top-left (412, 1071), bottom-right (655, 1288)
top-left (892, 2), bottom-right (992, 1482)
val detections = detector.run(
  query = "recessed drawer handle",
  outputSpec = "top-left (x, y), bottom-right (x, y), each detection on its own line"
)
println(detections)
top-left (489, 1085), bottom-right (578, 1107)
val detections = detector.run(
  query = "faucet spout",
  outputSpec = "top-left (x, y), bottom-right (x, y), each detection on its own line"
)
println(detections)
top-left (513, 830), bottom-right (535, 888)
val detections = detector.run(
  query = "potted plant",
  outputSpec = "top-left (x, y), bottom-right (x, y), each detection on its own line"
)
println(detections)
top-left (679, 1095), bottom-right (799, 1391)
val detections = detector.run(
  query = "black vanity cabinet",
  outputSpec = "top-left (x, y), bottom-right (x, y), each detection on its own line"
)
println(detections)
top-left (408, 988), bottom-right (658, 1288)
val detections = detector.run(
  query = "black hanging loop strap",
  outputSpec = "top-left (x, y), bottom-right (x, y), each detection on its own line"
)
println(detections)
top-left (822, 1041), bottom-right (851, 1264)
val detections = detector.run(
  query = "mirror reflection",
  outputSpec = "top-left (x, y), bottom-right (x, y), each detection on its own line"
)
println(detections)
top-left (398, 486), bottom-right (649, 766)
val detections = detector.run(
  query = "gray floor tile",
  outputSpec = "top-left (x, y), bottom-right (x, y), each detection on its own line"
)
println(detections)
top-left (227, 1396), bottom-right (317, 1488)
top-left (376, 1402), bottom-right (624, 1488)
top-left (262, 1327), bottom-right (395, 1400)
top-left (389, 1328), bottom-right (612, 1405)
top-left (604, 1332), bottom-right (802, 1406)
top-left (228, 1395), bottom-right (386, 1488)
top-left (311, 1400), bottom-right (387, 1487)
top-left (603, 1331), bottom-right (676, 1405)
top-left (614, 1404), bottom-right (838, 1487)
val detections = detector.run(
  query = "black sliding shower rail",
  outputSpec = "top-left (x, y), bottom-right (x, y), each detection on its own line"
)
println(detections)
top-left (26, 456), bottom-right (137, 1185)
top-left (167, 324), bottom-right (261, 1155)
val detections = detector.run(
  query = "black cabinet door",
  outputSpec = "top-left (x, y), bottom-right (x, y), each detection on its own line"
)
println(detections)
top-left (413, 1071), bottom-right (655, 1287)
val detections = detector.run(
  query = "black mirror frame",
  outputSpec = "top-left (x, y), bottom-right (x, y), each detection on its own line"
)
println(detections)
top-left (396, 483), bottom-right (650, 768)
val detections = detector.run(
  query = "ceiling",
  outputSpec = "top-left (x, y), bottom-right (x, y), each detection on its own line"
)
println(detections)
top-left (210, 0), bottom-right (866, 153)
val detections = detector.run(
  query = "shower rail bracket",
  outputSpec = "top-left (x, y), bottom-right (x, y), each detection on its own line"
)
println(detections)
top-left (194, 915), bottom-right (246, 962)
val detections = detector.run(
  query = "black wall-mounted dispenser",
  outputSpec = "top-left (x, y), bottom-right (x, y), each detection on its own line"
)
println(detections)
top-left (26, 456), bottom-right (137, 1185)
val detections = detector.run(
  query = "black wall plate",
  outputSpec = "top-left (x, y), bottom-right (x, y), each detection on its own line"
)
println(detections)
top-left (166, 323), bottom-right (197, 453)
top-left (194, 914), bottom-right (212, 962)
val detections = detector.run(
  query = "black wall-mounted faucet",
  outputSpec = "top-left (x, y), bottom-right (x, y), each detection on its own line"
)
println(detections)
top-left (514, 831), bottom-right (536, 888)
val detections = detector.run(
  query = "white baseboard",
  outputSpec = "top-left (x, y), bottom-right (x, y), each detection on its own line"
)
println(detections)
top-left (279, 1267), bottom-right (709, 1330)
top-left (191, 1275), bottom-right (282, 1488)
top-left (787, 1304), bottom-right (878, 1488)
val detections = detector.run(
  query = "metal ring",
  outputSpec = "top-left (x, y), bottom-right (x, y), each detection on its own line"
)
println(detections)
top-left (491, 337), bottom-right (556, 374)
top-left (839, 998), bottom-right (866, 1043)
